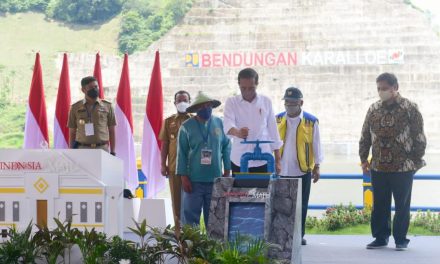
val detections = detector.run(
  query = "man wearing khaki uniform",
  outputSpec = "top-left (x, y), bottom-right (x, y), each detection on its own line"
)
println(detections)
top-left (160, 90), bottom-right (192, 228)
top-left (68, 76), bottom-right (116, 154)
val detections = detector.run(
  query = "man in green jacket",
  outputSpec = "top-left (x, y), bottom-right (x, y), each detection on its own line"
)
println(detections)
top-left (176, 91), bottom-right (231, 227)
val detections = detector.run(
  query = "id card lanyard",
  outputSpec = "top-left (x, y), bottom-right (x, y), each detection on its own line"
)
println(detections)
top-left (197, 118), bottom-right (212, 147)
top-left (197, 118), bottom-right (212, 165)
top-left (85, 103), bottom-right (97, 136)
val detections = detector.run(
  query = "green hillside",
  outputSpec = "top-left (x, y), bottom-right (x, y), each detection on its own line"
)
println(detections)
top-left (0, 12), bottom-right (120, 100)
top-left (0, 0), bottom-right (193, 149)
top-left (0, 12), bottom-right (120, 147)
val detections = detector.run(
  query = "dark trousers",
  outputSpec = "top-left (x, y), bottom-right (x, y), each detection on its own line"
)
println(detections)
top-left (281, 173), bottom-right (311, 238)
top-left (231, 162), bottom-right (268, 175)
top-left (370, 170), bottom-right (414, 244)
top-left (300, 173), bottom-right (311, 238)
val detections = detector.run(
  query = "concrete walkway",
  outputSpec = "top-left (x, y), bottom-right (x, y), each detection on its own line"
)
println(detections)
top-left (302, 235), bottom-right (440, 264)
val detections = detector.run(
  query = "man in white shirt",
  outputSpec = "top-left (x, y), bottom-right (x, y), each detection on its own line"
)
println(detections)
top-left (276, 87), bottom-right (323, 246)
top-left (223, 68), bottom-right (283, 175)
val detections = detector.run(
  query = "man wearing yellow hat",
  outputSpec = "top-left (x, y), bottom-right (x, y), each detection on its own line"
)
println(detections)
top-left (176, 91), bottom-right (231, 227)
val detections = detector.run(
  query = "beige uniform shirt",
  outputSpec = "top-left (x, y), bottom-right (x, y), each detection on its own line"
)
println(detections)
top-left (68, 99), bottom-right (116, 144)
top-left (159, 113), bottom-right (192, 174)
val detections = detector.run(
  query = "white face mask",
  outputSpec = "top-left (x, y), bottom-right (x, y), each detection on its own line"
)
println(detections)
top-left (378, 90), bottom-right (393, 102)
top-left (176, 102), bottom-right (189, 113)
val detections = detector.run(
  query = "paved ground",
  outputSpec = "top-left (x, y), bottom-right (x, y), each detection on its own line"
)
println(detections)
top-left (302, 235), bottom-right (440, 264)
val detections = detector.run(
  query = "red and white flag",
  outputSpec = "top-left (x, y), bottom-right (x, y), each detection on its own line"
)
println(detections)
top-left (53, 53), bottom-right (71, 149)
top-left (115, 54), bottom-right (138, 192)
top-left (93, 52), bottom-right (105, 99)
top-left (24, 53), bottom-right (49, 149)
top-left (142, 51), bottom-right (166, 198)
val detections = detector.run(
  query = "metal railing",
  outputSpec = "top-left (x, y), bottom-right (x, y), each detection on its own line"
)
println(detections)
top-left (308, 173), bottom-right (440, 212)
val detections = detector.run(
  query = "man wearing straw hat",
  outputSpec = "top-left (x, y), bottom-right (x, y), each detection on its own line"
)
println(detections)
top-left (176, 91), bottom-right (231, 227)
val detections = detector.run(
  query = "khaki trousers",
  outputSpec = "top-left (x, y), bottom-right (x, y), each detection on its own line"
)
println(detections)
top-left (168, 172), bottom-right (182, 228)
top-left (78, 144), bottom-right (109, 152)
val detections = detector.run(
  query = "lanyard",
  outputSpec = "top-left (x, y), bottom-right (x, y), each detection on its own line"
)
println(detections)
top-left (197, 118), bottom-right (211, 146)
top-left (85, 103), bottom-right (97, 123)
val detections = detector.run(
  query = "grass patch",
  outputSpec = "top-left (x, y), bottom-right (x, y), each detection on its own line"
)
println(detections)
top-left (306, 224), bottom-right (371, 235)
top-left (306, 205), bottom-right (440, 236)
top-left (0, 100), bottom-right (26, 148)
top-left (307, 223), bottom-right (440, 236)
top-left (0, 12), bottom-right (120, 101)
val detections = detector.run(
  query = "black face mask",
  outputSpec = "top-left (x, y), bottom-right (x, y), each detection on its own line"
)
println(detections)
top-left (87, 88), bottom-right (99, 99)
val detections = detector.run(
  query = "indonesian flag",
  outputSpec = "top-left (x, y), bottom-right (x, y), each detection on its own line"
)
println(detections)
top-left (142, 51), bottom-right (166, 198)
top-left (53, 53), bottom-right (71, 149)
top-left (93, 52), bottom-right (105, 99)
top-left (23, 53), bottom-right (49, 149)
top-left (115, 54), bottom-right (138, 192)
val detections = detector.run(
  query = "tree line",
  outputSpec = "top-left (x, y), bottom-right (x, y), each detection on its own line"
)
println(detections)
top-left (0, 0), bottom-right (193, 54)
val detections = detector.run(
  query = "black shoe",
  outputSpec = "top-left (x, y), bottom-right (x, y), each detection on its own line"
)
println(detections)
top-left (301, 238), bottom-right (307, 245)
top-left (366, 239), bottom-right (388, 249)
top-left (395, 240), bottom-right (409, 251)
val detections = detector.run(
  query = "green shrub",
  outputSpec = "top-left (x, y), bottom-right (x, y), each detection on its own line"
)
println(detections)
top-left (106, 236), bottom-right (141, 264)
top-left (412, 210), bottom-right (440, 233)
top-left (0, 0), bottom-right (48, 13)
top-left (213, 234), bottom-right (276, 264)
top-left (0, 218), bottom-right (285, 263)
top-left (119, 0), bottom-right (193, 54)
top-left (0, 0), bottom-right (193, 54)
top-left (0, 222), bottom-right (42, 264)
top-left (307, 204), bottom-right (371, 231)
top-left (46, 0), bottom-right (123, 24)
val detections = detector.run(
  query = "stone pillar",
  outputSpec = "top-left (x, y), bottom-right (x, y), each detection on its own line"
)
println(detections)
top-left (267, 178), bottom-right (301, 264)
top-left (207, 177), bottom-right (301, 263)
top-left (207, 177), bottom-right (235, 240)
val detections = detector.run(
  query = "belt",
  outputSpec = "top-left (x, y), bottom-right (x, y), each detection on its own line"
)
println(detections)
top-left (77, 142), bottom-right (108, 148)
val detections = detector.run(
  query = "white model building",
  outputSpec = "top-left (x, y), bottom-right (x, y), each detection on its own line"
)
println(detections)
top-left (0, 149), bottom-right (124, 237)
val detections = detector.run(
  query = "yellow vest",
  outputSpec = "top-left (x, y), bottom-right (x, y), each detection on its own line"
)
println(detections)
top-left (277, 111), bottom-right (317, 173)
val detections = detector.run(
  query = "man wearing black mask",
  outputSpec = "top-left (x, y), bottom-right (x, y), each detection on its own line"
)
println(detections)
top-left (176, 91), bottom-right (231, 227)
top-left (68, 76), bottom-right (116, 154)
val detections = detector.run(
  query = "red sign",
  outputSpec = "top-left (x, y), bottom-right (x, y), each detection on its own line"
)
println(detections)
top-left (185, 49), bottom-right (404, 68)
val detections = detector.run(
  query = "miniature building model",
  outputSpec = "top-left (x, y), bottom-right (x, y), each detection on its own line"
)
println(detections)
top-left (0, 149), bottom-right (124, 237)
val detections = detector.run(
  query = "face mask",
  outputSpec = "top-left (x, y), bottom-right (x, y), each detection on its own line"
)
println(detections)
top-left (87, 88), bottom-right (99, 99)
top-left (379, 90), bottom-right (393, 102)
top-left (176, 102), bottom-right (189, 113)
top-left (197, 107), bottom-right (212, 120)
top-left (285, 105), bottom-right (301, 116)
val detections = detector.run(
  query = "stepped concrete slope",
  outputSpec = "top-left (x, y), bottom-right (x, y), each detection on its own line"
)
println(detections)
top-left (64, 0), bottom-right (440, 155)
